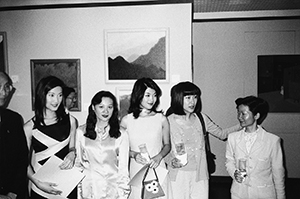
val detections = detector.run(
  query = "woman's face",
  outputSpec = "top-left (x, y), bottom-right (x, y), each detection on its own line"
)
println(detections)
top-left (183, 94), bottom-right (198, 114)
top-left (66, 92), bottom-right (76, 109)
top-left (45, 86), bottom-right (63, 112)
top-left (140, 87), bottom-right (157, 110)
top-left (93, 97), bottom-right (114, 123)
top-left (237, 104), bottom-right (257, 128)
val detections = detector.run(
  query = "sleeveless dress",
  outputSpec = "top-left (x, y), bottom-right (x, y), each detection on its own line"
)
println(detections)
top-left (126, 113), bottom-right (171, 199)
top-left (75, 125), bottom-right (130, 199)
top-left (30, 115), bottom-right (77, 199)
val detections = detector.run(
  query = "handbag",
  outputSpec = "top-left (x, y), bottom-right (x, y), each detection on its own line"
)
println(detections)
top-left (141, 166), bottom-right (165, 199)
top-left (196, 112), bottom-right (216, 175)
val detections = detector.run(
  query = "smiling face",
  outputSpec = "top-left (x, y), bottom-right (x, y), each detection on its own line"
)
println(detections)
top-left (93, 97), bottom-right (114, 123)
top-left (140, 87), bottom-right (157, 111)
top-left (183, 94), bottom-right (198, 114)
top-left (45, 86), bottom-right (63, 113)
top-left (237, 104), bottom-right (258, 128)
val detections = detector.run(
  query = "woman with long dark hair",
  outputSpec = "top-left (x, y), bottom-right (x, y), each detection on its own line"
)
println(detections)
top-left (75, 90), bottom-right (130, 199)
top-left (24, 76), bottom-right (77, 198)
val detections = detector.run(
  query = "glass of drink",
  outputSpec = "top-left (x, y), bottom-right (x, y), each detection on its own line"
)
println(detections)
top-left (238, 158), bottom-right (247, 182)
top-left (175, 142), bottom-right (187, 165)
top-left (138, 143), bottom-right (150, 162)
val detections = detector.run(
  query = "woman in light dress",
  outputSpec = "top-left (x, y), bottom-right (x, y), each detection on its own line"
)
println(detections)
top-left (75, 91), bottom-right (130, 199)
top-left (120, 77), bottom-right (172, 199)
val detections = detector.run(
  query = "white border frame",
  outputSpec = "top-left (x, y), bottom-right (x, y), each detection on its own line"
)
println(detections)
top-left (104, 28), bottom-right (169, 84)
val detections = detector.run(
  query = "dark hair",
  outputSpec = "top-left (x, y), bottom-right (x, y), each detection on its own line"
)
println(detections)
top-left (235, 96), bottom-right (269, 125)
top-left (0, 71), bottom-right (12, 85)
top-left (85, 91), bottom-right (121, 140)
top-left (128, 77), bottom-right (162, 118)
top-left (63, 87), bottom-right (75, 98)
top-left (34, 76), bottom-right (67, 126)
top-left (167, 81), bottom-right (201, 116)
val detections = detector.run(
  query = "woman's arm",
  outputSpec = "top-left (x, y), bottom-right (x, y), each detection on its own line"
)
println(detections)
top-left (150, 115), bottom-right (171, 168)
top-left (60, 115), bottom-right (77, 169)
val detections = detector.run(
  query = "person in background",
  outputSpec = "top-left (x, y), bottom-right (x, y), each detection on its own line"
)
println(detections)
top-left (225, 96), bottom-right (285, 199)
top-left (75, 90), bottom-right (130, 199)
top-left (24, 76), bottom-right (78, 199)
top-left (120, 77), bottom-right (172, 199)
top-left (0, 71), bottom-right (28, 199)
top-left (165, 81), bottom-right (241, 199)
top-left (63, 87), bottom-right (76, 111)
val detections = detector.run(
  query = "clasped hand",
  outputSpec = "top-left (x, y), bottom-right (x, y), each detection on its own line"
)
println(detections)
top-left (234, 170), bottom-right (247, 183)
top-left (170, 158), bottom-right (184, 169)
top-left (135, 153), bottom-right (162, 168)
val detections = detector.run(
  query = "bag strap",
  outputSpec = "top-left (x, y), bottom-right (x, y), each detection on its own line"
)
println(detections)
top-left (142, 166), bottom-right (159, 182)
top-left (196, 112), bottom-right (211, 153)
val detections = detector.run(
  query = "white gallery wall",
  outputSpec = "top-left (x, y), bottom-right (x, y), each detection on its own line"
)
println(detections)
top-left (193, 19), bottom-right (300, 178)
top-left (0, 3), bottom-right (192, 124)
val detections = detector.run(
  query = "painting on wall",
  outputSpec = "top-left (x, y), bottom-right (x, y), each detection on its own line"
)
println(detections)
top-left (116, 87), bottom-right (132, 120)
top-left (30, 59), bottom-right (81, 111)
top-left (0, 32), bottom-right (8, 73)
top-left (105, 28), bottom-right (169, 83)
top-left (258, 55), bottom-right (300, 113)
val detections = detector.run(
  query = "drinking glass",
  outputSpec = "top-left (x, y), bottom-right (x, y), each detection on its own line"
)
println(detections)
top-left (138, 143), bottom-right (150, 162)
top-left (175, 142), bottom-right (187, 165)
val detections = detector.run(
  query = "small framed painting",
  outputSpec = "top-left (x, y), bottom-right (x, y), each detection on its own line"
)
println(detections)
top-left (30, 59), bottom-right (81, 111)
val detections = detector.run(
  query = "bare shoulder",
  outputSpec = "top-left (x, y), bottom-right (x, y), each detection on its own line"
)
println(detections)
top-left (120, 114), bottom-right (129, 128)
top-left (23, 118), bottom-right (34, 135)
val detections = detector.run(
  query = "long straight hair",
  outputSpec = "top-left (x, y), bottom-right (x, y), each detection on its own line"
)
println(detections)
top-left (33, 76), bottom-right (67, 126)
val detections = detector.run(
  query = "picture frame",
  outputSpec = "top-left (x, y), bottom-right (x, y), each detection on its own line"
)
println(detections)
top-left (0, 32), bottom-right (9, 73)
top-left (30, 59), bottom-right (81, 111)
top-left (116, 87), bottom-right (132, 120)
top-left (104, 28), bottom-right (169, 83)
top-left (258, 55), bottom-right (300, 113)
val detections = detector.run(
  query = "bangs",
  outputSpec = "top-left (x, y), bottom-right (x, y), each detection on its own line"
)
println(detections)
top-left (183, 89), bottom-right (200, 96)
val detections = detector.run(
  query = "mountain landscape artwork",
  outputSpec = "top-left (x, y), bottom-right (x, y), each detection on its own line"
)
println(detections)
top-left (105, 29), bottom-right (168, 82)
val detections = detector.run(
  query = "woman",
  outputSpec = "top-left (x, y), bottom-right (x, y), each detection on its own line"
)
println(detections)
top-left (75, 90), bottom-right (130, 199)
top-left (225, 96), bottom-right (285, 199)
top-left (120, 77), bottom-right (171, 199)
top-left (166, 81), bottom-right (240, 199)
top-left (63, 87), bottom-right (76, 111)
top-left (24, 76), bottom-right (78, 199)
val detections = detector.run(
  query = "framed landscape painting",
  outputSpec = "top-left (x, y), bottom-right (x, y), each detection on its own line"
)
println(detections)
top-left (116, 87), bottom-right (132, 120)
top-left (0, 32), bottom-right (8, 73)
top-left (30, 59), bottom-right (81, 111)
top-left (105, 28), bottom-right (169, 83)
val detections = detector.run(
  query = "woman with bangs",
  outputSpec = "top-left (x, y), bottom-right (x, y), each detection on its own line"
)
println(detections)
top-left (24, 76), bottom-right (78, 199)
top-left (165, 81), bottom-right (240, 199)
top-left (120, 77), bottom-right (172, 199)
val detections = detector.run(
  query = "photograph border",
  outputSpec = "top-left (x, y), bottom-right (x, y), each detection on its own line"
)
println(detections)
top-left (0, 32), bottom-right (9, 73)
top-left (116, 86), bottom-right (132, 120)
top-left (104, 28), bottom-right (169, 84)
top-left (30, 59), bottom-right (81, 111)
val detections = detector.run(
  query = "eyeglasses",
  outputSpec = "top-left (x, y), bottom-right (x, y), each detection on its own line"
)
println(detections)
top-left (0, 84), bottom-right (13, 93)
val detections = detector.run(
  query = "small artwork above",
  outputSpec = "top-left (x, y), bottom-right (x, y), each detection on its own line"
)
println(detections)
top-left (30, 59), bottom-right (81, 111)
top-left (104, 28), bottom-right (169, 83)
top-left (258, 55), bottom-right (300, 113)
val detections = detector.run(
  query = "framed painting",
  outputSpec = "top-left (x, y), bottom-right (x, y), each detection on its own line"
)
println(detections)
top-left (0, 32), bottom-right (8, 73)
top-left (105, 28), bottom-right (169, 83)
top-left (116, 87), bottom-right (132, 120)
top-left (30, 59), bottom-right (81, 111)
top-left (258, 55), bottom-right (300, 113)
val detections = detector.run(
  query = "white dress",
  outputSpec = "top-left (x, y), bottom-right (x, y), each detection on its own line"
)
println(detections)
top-left (126, 113), bottom-right (171, 199)
top-left (76, 125), bottom-right (130, 199)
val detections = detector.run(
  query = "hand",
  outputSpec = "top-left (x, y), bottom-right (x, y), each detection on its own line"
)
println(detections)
top-left (149, 154), bottom-right (163, 168)
top-left (0, 194), bottom-right (15, 199)
top-left (170, 158), bottom-right (184, 169)
top-left (36, 180), bottom-right (62, 195)
top-left (59, 151), bottom-right (76, 169)
top-left (234, 170), bottom-right (246, 183)
top-left (134, 153), bottom-right (150, 165)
